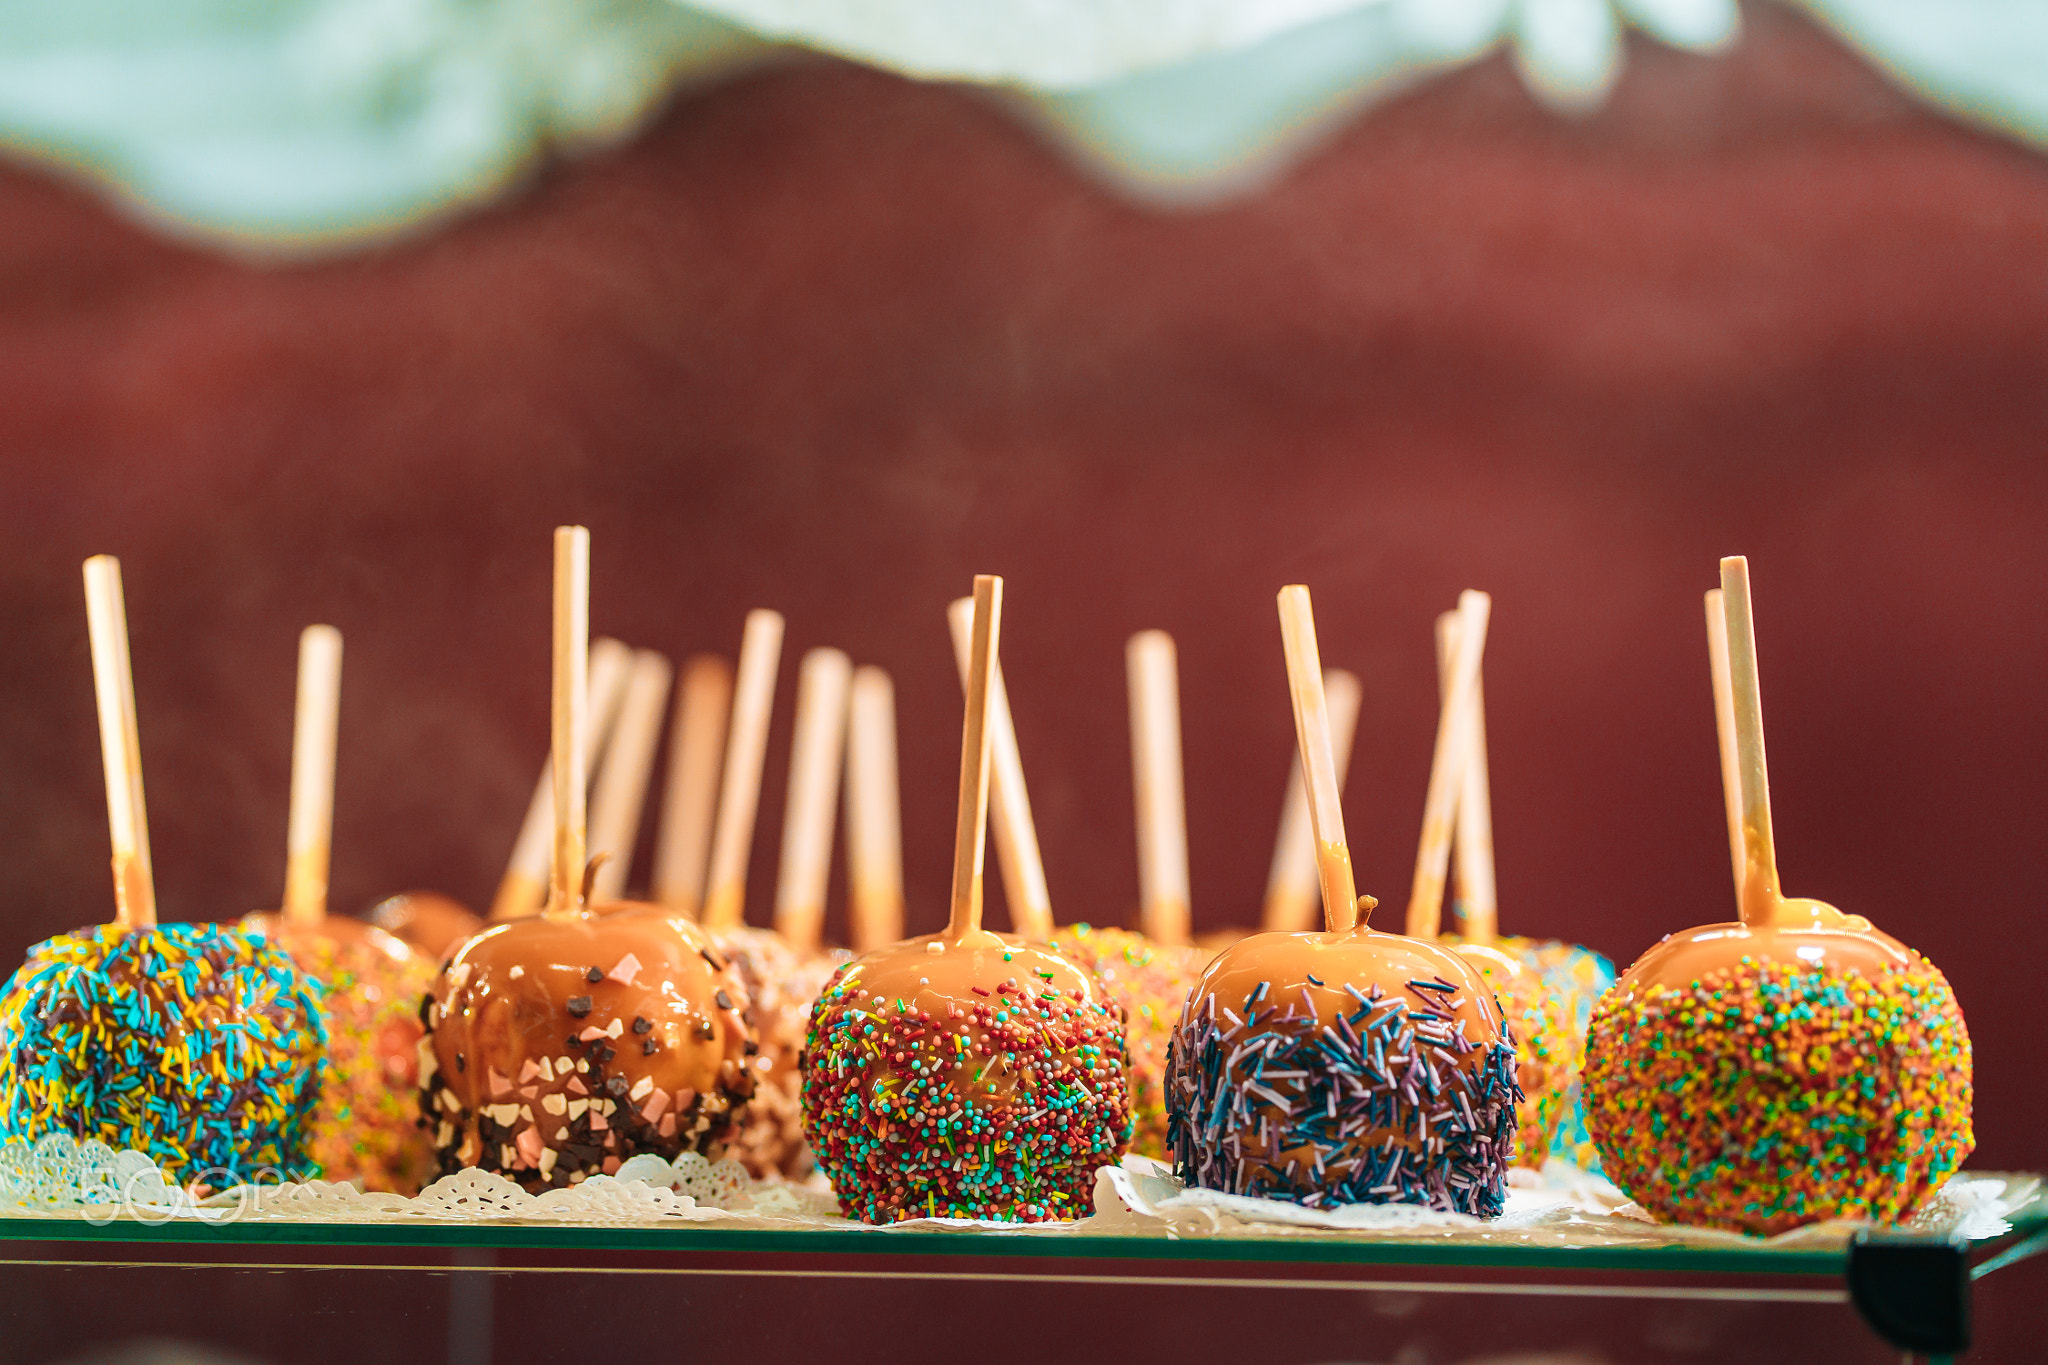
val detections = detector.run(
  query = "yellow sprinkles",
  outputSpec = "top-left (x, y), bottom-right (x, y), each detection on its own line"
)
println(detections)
top-left (0, 923), bottom-right (326, 1185)
top-left (1583, 953), bottom-right (1972, 1235)
top-left (799, 961), bottom-right (1132, 1224)
top-left (1048, 923), bottom-right (1198, 1160)
top-left (251, 924), bottom-right (434, 1193)
top-left (1476, 935), bottom-right (1614, 1172)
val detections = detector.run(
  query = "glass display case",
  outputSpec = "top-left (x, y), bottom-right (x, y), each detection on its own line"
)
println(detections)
top-left (1, 1179), bottom-right (2038, 1364)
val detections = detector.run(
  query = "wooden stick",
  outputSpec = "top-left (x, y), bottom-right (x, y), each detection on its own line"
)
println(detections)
top-left (587, 649), bottom-right (674, 902)
top-left (947, 576), bottom-right (1003, 941)
top-left (1719, 557), bottom-right (1782, 927)
top-left (845, 666), bottom-right (904, 951)
top-left (1127, 631), bottom-right (1192, 946)
top-left (547, 526), bottom-right (591, 919)
top-left (947, 597), bottom-right (1053, 939)
top-left (1276, 586), bottom-right (1360, 934)
top-left (1261, 669), bottom-right (1361, 932)
top-left (1435, 612), bottom-right (1498, 945)
top-left (774, 648), bottom-right (853, 954)
top-left (282, 624), bottom-right (343, 927)
top-left (1405, 591), bottom-right (1490, 940)
top-left (651, 655), bottom-right (732, 917)
top-left (700, 609), bottom-right (785, 931)
top-left (83, 556), bottom-right (156, 931)
top-left (489, 636), bottom-right (631, 921)
top-left (1704, 589), bottom-right (1747, 919)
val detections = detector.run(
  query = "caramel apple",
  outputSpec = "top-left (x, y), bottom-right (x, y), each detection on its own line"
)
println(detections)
top-left (802, 576), bottom-right (1131, 1222)
top-left (1, 558), bottom-right (324, 1185)
top-left (366, 891), bottom-right (483, 961)
top-left (1582, 559), bottom-right (1971, 1233)
top-left (420, 528), bottom-right (756, 1189)
top-left (685, 611), bottom-right (854, 1178)
top-left (1165, 585), bottom-right (1518, 1216)
top-left (242, 625), bottom-right (434, 1192)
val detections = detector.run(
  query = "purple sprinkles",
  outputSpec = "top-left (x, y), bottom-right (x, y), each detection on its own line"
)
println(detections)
top-left (1165, 977), bottom-right (1521, 1217)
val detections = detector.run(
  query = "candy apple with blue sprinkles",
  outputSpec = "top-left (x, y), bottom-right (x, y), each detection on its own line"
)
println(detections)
top-left (0, 556), bottom-right (326, 1187)
top-left (1165, 585), bottom-right (1520, 1216)
top-left (800, 576), bottom-right (1133, 1223)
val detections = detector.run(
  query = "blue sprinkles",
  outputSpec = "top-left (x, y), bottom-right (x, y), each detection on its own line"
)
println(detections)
top-left (0, 922), bottom-right (326, 1184)
top-left (1165, 977), bottom-right (1520, 1217)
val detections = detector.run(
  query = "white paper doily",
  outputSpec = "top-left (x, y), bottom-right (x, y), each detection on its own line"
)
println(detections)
top-left (1088, 1155), bottom-right (2039, 1250)
top-left (0, 1132), bottom-right (2033, 1246)
top-left (0, 1133), bottom-right (840, 1227)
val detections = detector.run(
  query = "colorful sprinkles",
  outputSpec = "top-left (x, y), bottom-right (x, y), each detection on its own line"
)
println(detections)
top-left (250, 921), bottom-right (436, 1193)
top-left (0, 922), bottom-right (326, 1184)
top-left (1583, 953), bottom-right (1973, 1235)
top-left (1451, 934), bottom-right (1615, 1172)
top-left (1048, 923), bottom-right (1199, 1160)
top-left (799, 960), bottom-right (1132, 1224)
top-left (1165, 974), bottom-right (1520, 1216)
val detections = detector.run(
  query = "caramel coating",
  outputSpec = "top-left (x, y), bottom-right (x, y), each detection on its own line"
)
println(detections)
top-left (421, 901), bottom-right (757, 1189)
top-left (366, 891), bottom-right (484, 961)
top-left (800, 927), bottom-right (1132, 1222)
top-left (1622, 900), bottom-right (1910, 989)
top-left (1167, 926), bottom-right (1520, 1215)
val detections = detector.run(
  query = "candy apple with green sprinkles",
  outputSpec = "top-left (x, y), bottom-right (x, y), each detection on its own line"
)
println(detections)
top-left (800, 575), bottom-right (1132, 1223)
top-left (1583, 558), bottom-right (1972, 1235)
top-left (0, 556), bottom-right (326, 1186)
top-left (243, 624), bottom-right (435, 1194)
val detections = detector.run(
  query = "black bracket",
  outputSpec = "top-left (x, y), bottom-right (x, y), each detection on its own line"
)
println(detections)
top-left (1847, 1228), bottom-right (1971, 1356)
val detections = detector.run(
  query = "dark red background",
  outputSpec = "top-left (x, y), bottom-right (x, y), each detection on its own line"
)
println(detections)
top-left (0, 6), bottom-right (2039, 1176)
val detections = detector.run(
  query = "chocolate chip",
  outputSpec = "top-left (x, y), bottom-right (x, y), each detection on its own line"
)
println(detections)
top-left (567, 1035), bottom-right (582, 1049)
top-left (606, 1076), bottom-right (628, 1097)
top-left (566, 996), bottom-right (593, 1018)
top-left (697, 1021), bottom-right (715, 1040)
top-left (632, 1016), bottom-right (652, 1035)
top-left (586, 967), bottom-right (604, 983)
top-left (743, 1039), bottom-right (759, 1056)
top-left (456, 1052), bottom-right (466, 1072)
top-left (700, 947), bottom-right (726, 971)
top-left (642, 1039), bottom-right (658, 1056)
top-left (714, 990), bottom-right (734, 1011)
top-left (593, 1044), bottom-right (615, 1064)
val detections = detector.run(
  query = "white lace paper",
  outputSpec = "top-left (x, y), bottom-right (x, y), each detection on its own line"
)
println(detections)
top-left (1090, 1155), bottom-right (2040, 1250)
top-left (0, 1133), bottom-right (2034, 1247)
top-left (0, 1133), bottom-right (840, 1227)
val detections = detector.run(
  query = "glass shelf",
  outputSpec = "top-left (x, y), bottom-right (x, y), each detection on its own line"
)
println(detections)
top-left (0, 1180), bottom-right (2039, 1364)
